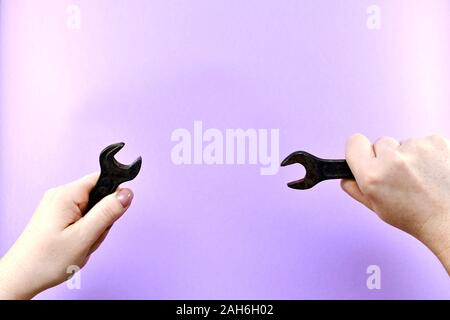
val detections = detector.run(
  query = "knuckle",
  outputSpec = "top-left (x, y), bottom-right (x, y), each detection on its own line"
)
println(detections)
top-left (429, 134), bottom-right (447, 145)
top-left (348, 133), bottom-right (364, 144)
top-left (374, 137), bottom-right (389, 150)
top-left (349, 133), bottom-right (362, 140)
top-left (43, 187), bottom-right (58, 199)
top-left (359, 172), bottom-right (380, 194)
top-left (376, 136), bottom-right (391, 144)
top-left (347, 133), bottom-right (361, 145)
top-left (375, 137), bottom-right (398, 151)
top-left (390, 152), bottom-right (407, 168)
top-left (51, 186), bottom-right (67, 201)
top-left (429, 134), bottom-right (443, 140)
top-left (400, 138), bottom-right (413, 147)
top-left (416, 139), bottom-right (428, 150)
top-left (404, 137), bottom-right (426, 151)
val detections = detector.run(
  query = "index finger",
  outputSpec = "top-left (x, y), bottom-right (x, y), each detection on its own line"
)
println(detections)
top-left (345, 133), bottom-right (375, 181)
top-left (64, 172), bottom-right (100, 209)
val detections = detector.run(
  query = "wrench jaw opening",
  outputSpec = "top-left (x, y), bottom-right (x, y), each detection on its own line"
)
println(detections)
top-left (99, 142), bottom-right (142, 180)
top-left (100, 142), bottom-right (125, 172)
top-left (281, 151), bottom-right (323, 190)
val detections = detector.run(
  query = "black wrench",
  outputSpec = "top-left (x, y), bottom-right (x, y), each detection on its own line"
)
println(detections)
top-left (281, 151), bottom-right (354, 190)
top-left (85, 142), bottom-right (142, 215)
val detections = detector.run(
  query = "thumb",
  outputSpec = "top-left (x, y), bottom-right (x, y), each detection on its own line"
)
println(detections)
top-left (78, 188), bottom-right (134, 245)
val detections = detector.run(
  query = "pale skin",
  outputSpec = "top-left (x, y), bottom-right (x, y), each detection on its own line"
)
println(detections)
top-left (0, 134), bottom-right (449, 300)
top-left (0, 173), bottom-right (134, 299)
top-left (341, 134), bottom-right (450, 274)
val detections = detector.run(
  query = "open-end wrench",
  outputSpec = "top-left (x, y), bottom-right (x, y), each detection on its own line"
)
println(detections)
top-left (281, 151), bottom-right (354, 190)
top-left (85, 142), bottom-right (142, 215)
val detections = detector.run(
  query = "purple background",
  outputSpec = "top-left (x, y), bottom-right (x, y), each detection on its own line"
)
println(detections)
top-left (1, 0), bottom-right (450, 299)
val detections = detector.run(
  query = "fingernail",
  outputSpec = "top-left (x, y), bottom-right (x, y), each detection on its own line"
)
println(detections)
top-left (117, 189), bottom-right (134, 208)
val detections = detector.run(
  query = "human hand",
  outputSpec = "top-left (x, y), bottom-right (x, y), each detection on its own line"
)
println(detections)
top-left (341, 134), bottom-right (450, 273)
top-left (0, 173), bottom-right (134, 299)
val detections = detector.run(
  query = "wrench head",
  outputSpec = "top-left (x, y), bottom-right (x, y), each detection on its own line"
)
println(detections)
top-left (281, 151), bottom-right (323, 190)
top-left (99, 142), bottom-right (142, 182)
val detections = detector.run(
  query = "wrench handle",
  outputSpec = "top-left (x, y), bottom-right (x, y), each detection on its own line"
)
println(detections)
top-left (85, 174), bottom-right (119, 215)
top-left (319, 159), bottom-right (355, 181)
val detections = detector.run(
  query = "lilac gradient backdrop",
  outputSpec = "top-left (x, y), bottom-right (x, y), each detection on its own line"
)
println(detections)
top-left (1, 0), bottom-right (449, 299)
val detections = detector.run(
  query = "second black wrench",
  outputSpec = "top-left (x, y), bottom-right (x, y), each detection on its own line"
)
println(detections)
top-left (281, 151), bottom-right (354, 190)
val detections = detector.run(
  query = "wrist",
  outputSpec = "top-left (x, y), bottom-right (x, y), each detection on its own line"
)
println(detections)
top-left (0, 255), bottom-right (39, 300)
top-left (417, 213), bottom-right (450, 274)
